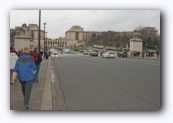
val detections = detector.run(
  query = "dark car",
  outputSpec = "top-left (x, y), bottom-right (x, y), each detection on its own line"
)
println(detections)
top-left (89, 50), bottom-right (99, 56)
top-left (118, 51), bottom-right (127, 58)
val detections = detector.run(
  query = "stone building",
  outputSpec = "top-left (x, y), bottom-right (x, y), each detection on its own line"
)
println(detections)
top-left (10, 24), bottom-right (159, 50)
top-left (46, 26), bottom-right (97, 48)
top-left (46, 37), bottom-right (67, 47)
top-left (10, 23), bottom-right (45, 50)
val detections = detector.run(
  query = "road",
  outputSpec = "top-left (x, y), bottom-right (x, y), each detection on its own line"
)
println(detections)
top-left (51, 54), bottom-right (160, 111)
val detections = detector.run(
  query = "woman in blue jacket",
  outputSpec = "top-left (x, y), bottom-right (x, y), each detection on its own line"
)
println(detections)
top-left (12, 47), bottom-right (36, 110)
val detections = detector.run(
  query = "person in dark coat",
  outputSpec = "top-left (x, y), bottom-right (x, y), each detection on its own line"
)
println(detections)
top-left (44, 51), bottom-right (49, 59)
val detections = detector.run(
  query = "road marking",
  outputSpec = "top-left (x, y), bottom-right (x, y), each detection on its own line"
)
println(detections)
top-left (51, 64), bottom-right (57, 110)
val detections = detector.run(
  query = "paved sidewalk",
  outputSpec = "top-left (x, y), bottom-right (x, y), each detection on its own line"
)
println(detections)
top-left (128, 56), bottom-right (160, 60)
top-left (10, 58), bottom-right (52, 110)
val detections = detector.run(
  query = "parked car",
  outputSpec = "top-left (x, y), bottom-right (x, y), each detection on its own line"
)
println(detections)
top-left (52, 52), bottom-right (58, 57)
top-left (89, 50), bottom-right (99, 56)
top-left (102, 51), bottom-right (116, 58)
top-left (118, 51), bottom-right (127, 58)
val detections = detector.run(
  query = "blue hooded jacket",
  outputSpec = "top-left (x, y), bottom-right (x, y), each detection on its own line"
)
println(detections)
top-left (13, 53), bottom-right (36, 81)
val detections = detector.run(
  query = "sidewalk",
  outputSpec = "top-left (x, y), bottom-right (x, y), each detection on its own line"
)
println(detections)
top-left (128, 56), bottom-right (160, 60)
top-left (10, 58), bottom-right (52, 110)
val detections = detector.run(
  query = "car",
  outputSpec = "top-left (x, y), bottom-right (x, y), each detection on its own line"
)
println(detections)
top-left (118, 51), bottom-right (127, 58)
top-left (102, 51), bottom-right (116, 58)
top-left (89, 50), bottom-right (99, 56)
top-left (70, 50), bottom-right (76, 54)
top-left (49, 48), bottom-right (57, 53)
top-left (63, 48), bottom-right (71, 53)
top-left (52, 52), bottom-right (58, 57)
top-left (83, 50), bottom-right (89, 55)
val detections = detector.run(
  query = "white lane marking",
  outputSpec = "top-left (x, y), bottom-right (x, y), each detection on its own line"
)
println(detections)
top-left (51, 67), bottom-right (56, 84)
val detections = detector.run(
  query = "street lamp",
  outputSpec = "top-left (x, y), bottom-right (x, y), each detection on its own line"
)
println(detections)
top-left (44, 22), bottom-right (46, 53)
top-left (38, 10), bottom-right (41, 52)
top-left (46, 31), bottom-right (47, 51)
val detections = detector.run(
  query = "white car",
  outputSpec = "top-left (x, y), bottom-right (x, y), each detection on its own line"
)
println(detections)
top-left (52, 52), bottom-right (58, 57)
top-left (102, 51), bottom-right (115, 58)
top-left (63, 48), bottom-right (71, 53)
top-left (83, 50), bottom-right (89, 55)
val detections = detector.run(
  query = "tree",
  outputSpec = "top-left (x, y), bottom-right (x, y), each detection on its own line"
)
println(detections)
top-left (91, 33), bottom-right (96, 45)
top-left (133, 26), bottom-right (144, 32)
top-left (139, 27), bottom-right (159, 50)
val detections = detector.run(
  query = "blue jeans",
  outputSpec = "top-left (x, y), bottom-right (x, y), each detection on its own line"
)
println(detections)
top-left (20, 80), bottom-right (33, 105)
top-left (34, 64), bottom-right (40, 81)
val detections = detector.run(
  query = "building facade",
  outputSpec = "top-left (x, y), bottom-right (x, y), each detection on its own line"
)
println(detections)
top-left (10, 23), bottom-right (45, 50)
top-left (10, 24), bottom-right (159, 50)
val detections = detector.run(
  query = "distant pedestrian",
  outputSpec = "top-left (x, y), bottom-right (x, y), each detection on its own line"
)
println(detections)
top-left (48, 51), bottom-right (51, 56)
top-left (12, 47), bottom-right (36, 110)
top-left (148, 50), bottom-right (151, 57)
top-left (31, 47), bottom-right (42, 82)
top-left (10, 47), bottom-right (18, 83)
top-left (157, 50), bottom-right (160, 58)
top-left (43, 51), bottom-right (47, 59)
top-left (40, 51), bottom-right (43, 57)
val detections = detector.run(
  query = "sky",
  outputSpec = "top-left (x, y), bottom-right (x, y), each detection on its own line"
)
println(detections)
top-left (10, 10), bottom-right (160, 39)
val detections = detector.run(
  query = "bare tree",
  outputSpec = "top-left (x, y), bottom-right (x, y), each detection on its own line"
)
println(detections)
top-left (137, 27), bottom-right (160, 50)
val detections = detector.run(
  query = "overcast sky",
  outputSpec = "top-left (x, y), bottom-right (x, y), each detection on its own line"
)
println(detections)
top-left (10, 10), bottom-right (160, 39)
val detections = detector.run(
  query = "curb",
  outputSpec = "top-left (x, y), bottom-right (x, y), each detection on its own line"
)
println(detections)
top-left (41, 58), bottom-right (52, 110)
top-left (51, 58), bottom-right (66, 110)
top-left (128, 56), bottom-right (160, 60)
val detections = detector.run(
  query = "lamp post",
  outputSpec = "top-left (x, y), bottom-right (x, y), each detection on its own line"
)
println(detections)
top-left (46, 31), bottom-right (47, 51)
top-left (44, 22), bottom-right (46, 53)
top-left (142, 42), bottom-right (144, 58)
top-left (38, 10), bottom-right (41, 52)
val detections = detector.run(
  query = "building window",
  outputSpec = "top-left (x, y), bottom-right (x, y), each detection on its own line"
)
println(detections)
top-left (32, 31), bottom-right (34, 39)
top-left (76, 32), bottom-right (79, 40)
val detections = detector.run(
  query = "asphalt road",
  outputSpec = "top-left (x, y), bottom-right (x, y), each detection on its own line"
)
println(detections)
top-left (52, 54), bottom-right (160, 111)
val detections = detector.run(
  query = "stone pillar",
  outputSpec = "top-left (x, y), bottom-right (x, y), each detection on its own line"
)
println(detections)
top-left (14, 35), bottom-right (31, 50)
top-left (130, 39), bottom-right (143, 51)
top-left (129, 33), bottom-right (143, 57)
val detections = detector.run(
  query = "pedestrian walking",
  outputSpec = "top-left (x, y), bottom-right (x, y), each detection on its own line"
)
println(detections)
top-left (44, 50), bottom-right (49, 59)
top-left (11, 47), bottom-right (36, 110)
top-left (100, 51), bottom-right (102, 56)
top-left (48, 50), bottom-right (51, 57)
top-left (40, 50), bottom-right (43, 57)
top-left (10, 47), bottom-right (18, 83)
top-left (31, 47), bottom-right (42, 82)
